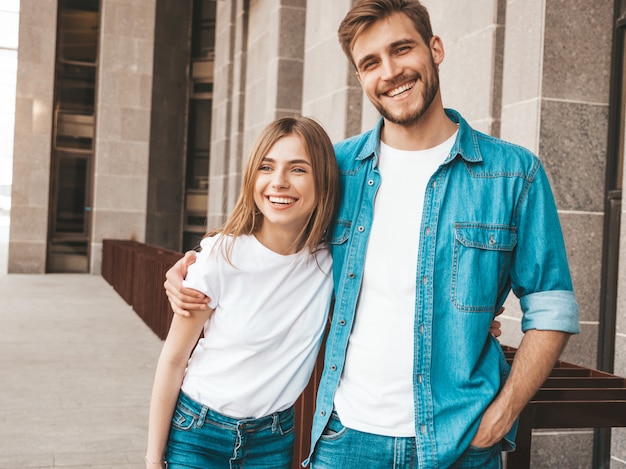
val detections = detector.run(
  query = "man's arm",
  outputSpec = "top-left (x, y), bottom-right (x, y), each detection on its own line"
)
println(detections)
top-left (470, 329), bottom-right (570, 447)
top-left (164, 250), bottom-right (210, 317)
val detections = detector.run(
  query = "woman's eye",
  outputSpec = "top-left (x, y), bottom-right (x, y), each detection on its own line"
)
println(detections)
top-left (259, 165), bottom-right (272, 171)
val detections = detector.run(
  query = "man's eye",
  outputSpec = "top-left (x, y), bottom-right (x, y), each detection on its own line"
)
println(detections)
top-left (362, 61), bottom-right (376, 71)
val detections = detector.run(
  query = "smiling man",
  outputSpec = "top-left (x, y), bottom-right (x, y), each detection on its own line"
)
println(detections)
top-left (306, 1), bottom-right (580, 468)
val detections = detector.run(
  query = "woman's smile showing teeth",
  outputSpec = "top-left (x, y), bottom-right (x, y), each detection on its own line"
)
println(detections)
top-left (268, 196), bottom-right (296, 205)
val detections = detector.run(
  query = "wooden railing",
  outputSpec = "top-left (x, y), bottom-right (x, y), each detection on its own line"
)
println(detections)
top-left (503, 346), bottom-right (626, 468)
top-left (101, 239), bottom-right (626, 468)
top-left (102, 239), bottom-right (181, 339)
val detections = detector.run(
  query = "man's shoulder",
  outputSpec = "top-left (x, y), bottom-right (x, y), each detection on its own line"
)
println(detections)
top-left (463, 125), bottom-right (542, 177)
top-left (333, 128), bottom-right (377, 163)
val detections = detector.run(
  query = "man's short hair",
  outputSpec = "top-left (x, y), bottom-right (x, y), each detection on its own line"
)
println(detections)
top-left (338, 0), bottom-right (434, 68)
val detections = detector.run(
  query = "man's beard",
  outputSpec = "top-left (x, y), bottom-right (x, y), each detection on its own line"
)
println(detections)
top-left (373, 67), bottom-right (439, 127)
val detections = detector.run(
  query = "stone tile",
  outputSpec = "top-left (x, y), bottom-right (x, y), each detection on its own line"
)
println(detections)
top-left (542, 0), bottom-right (612, 103)
top-left (91, 209), bottom-right (146, 242)
top-left (95, 140), bottom-right (149, 176)
top-left (94, 174), bottom-right (147, 212)
top-left (276, 58), bottom-right (303, 111)
top-left (501, 99), bottom-right (541, 154)
top-left (560, 322), bottom-right (597, 369)
top-left (279, 6), bottom-right (305, 59)
top-left (559, 212), bottom-right (603, 323)
top-left (614, 334), bottom-right (626, 378)
top-left (0, 274), bottom-right (162, 468)
top-left (7, 205), bottom-right (47, 240)
top-left (612, 428), bottom-right (626, 465)
top-left (530, 429), bottom-right (594, 468)
top-left (121, 108), bottom-right (152, 143)
top-left (539, 100), bottom-right (608, 212)
top-left (6, 240), bottom-right (46, 273)
top-left (501, 0), bottom-right (544, 105)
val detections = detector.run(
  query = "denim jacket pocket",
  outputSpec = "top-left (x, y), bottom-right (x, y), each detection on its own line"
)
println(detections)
top-left (451, 223), bottom-right (517, 312)
top-left (328, 219), bottom-right (351, 245)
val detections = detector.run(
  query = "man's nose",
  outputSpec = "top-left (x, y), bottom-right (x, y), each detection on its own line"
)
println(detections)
top-left (381, 57), bottom-right (401, 81)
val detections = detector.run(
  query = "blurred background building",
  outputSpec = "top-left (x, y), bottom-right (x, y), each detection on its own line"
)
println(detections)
top-left (2, 0), bottom-right (625, 467)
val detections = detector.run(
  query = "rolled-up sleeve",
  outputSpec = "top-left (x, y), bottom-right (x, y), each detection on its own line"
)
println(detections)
top-left (521, 290), bottom-right (580, 333)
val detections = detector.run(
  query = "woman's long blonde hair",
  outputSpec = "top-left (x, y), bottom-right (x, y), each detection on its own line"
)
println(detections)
top-left (206, 116), bottom-right (339, 259)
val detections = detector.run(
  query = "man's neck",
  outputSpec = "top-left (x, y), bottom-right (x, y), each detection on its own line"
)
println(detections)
top-left (380, 103), bottom-right (457, 151)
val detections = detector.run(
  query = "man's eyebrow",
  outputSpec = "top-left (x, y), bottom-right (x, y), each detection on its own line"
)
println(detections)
top-left (356, 53), bottom-right (376, 71)
top-left (389, 38), bottom-right (418, 50)
top-left (355, 38), bottom-right (418, 70)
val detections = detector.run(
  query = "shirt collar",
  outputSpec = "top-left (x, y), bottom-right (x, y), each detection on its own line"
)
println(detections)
top-left (355, 108), bottom-right (483, 164)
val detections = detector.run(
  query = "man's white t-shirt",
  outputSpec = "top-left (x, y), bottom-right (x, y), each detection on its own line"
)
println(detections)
top-left (181, 234), bottom-right (333, 419)
top-left (334, 132), bottom-right (457, 436)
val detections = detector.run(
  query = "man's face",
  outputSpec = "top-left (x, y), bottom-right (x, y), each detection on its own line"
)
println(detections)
top-left (351, 12), bottom-right (443, 127)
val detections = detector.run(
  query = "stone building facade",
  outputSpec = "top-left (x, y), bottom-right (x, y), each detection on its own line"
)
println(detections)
top-left (6, 0), bottom-right (625, 467)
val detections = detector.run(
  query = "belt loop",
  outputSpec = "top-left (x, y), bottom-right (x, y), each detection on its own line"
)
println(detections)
top-left (271, 412), bottom-right (279, 433)
top-left (197, 405), bottom-right (208, 427)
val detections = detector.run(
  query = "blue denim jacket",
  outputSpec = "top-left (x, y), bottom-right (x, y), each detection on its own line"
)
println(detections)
top-left (307, 109), bottom-right (580, 468)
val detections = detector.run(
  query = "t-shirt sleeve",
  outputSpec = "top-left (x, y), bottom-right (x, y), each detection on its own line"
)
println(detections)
top-left (182, 236), bottom-right (220, 309)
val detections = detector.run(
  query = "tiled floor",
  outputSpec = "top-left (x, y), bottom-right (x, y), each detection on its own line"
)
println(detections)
top-left (0, 274), bottom-right (163, 468)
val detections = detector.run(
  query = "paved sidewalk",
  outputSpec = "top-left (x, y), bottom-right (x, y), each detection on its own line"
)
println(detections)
top-left (0, 274), bottom-right (164, 468)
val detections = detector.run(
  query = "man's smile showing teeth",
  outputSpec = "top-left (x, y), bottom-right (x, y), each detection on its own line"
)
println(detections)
top-left (385, 80), bottom-right (416, 97)
top-left (268, 196), bottom-right (296, 205)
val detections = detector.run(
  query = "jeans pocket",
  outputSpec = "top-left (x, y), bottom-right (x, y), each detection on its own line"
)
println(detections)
top-left (454, 442), bottom-right (502, 469)
top-left (171, 400), bottom-right (200, 431)
top-left (319, 412), bottom-right (348, 441)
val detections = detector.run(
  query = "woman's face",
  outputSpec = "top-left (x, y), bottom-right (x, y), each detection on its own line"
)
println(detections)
top-left (253, 134), bottom-right (317, 243)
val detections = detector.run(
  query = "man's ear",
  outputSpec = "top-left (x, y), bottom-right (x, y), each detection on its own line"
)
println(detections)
top-left (430, 35), bottom-right (445, 65)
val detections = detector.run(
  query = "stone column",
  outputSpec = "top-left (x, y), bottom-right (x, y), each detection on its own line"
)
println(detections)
top-left (8, 0), bottom-right (57, 273)
top-left (90, 0), bottom-right (156, 273)
top-left (208, 0), bottom-right (307, 229)
top-left (302, 0), bottom-right (363, 142)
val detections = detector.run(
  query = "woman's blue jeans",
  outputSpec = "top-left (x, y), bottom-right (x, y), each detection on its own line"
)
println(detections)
top-left (166, 392), bottom-right (295, 469)
top-left (310, 411), bottom-right (503, 469)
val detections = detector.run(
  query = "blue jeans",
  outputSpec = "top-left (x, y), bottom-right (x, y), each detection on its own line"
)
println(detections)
top-left (166, 392), bottom-right (295, 469)
top-left (310, 412), bottom-right (502, 469)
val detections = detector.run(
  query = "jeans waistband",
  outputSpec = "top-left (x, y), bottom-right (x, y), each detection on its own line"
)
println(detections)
top-left (178, 391), bottom-right (294, 430)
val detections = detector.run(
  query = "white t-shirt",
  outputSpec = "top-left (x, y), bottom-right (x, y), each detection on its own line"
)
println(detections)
top-left (181, 234), bottom-right (333, 418)
top-left (334, 132), bottom-right (456, 436)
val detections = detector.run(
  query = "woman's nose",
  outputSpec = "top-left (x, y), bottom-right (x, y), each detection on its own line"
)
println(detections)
top-left (271, 171), bottom-right (289, 188)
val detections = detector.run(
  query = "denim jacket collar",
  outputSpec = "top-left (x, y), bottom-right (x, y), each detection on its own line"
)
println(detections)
top-left (358, 108), bottom-right (483, 164)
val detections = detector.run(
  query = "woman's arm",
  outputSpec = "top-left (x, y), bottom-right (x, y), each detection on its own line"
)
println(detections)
top-left (145, 306), bottom-right (214, 467)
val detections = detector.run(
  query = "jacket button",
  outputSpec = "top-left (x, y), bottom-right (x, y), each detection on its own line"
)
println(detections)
top-left (357, 226), bottom-right (364, 232)
top-left (368, 179), bottom-right (374, 186)
top-left (349, 273), bottom-right (355, 278)
top-left (331, 365), bottom-right (337, 371)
